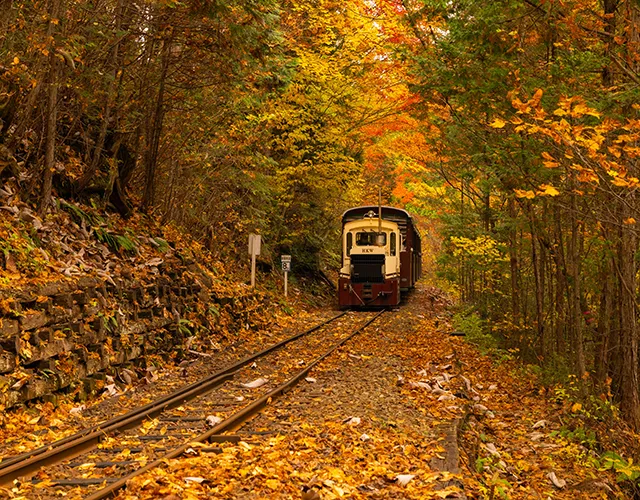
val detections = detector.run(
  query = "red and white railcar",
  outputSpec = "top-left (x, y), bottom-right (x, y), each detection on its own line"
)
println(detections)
top-left (338, 206), bottom-right (422, 308)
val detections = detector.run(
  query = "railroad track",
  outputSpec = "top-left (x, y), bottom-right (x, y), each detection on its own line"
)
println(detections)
top-left (0, 310), bottom-right (385, 499)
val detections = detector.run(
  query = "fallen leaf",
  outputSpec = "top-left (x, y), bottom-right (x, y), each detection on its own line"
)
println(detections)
top-left (184, 476), bottom-right (207, 484)
top-left (206, 415), bottom-right (222, 427)
top-left (547, 471), bottom-right (566, 489)
top-left (484, 443), bottom-right (500, 457)
top-left (70, 404), bottom-right (86, 416)
top-left (241, 377), bottom-right (268, 388)
top-left (344, 416), bottom-right (361, 426)
top-left (395, 474), bottom-right (415, 487)
top-left (532, 419), bottom-right (547, 429)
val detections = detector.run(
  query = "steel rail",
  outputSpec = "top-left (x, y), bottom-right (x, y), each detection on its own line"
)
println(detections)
top-left (86, 310), bottom-right (386, 500)
top-left (0, 311), bottom-right (347, 486)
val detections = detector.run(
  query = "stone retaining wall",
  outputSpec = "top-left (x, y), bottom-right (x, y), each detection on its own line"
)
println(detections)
top-left (0, 267), bottom-right (269, 409)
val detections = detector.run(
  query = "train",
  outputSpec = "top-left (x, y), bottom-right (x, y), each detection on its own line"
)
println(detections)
top-left (338, 206), bottom-right (422, 308)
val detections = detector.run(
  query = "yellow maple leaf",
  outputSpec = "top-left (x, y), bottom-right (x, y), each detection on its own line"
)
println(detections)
top-left (489, 118), bottom-right (506, 129)
top-left (538, 184), bottom-right (560, 196)
top-left (514, 189), bottom-right (535, 199)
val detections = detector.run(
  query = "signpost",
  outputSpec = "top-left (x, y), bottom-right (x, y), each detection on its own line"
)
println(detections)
top-left (248, 234), bottom-right (261, 287)
top-left (281, 255), bottom-right (291, 298)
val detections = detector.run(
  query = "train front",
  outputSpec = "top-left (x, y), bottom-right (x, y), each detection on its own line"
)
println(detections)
top-left (338, 211), bottom-right (401, 308)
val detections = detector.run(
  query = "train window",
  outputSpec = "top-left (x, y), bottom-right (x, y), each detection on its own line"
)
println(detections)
top-left (346, 232), bottom-right (353, 256)
top-left (390, 232), bottom-right (396, 256)
top-left (356, 232), bottom-right (386, 246)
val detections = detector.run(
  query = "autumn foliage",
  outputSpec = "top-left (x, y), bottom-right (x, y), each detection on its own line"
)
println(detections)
top-left (2, 0), bottom-right (640, 457)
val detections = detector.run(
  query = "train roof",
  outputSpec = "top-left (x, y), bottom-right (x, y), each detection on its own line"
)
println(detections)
top-left (342, 206), bottom-right (416, 225)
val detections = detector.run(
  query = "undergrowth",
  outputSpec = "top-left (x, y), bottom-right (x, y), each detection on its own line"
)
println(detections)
top-left (452, 307), bottom-right (498, 353)
top-left (59, 200), bottom-right (139, 254)
top-left (455, 304), bottom-right (640, 496)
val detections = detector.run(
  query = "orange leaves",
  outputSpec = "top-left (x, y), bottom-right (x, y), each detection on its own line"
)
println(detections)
top-left (511, 88), bottom-right (544, 115)
top-left (572, 165), bottom-right (599, 184)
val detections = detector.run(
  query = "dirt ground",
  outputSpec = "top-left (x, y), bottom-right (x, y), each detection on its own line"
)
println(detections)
top-left (114, 284), bottom-right (627, 500)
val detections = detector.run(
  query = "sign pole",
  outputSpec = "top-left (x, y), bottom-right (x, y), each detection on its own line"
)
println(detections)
top-left (248, 233), bottom-right (261, 288)
top-left (251, 252), bottom-right (256, 288)
top-left (281, 254), bottom-right (292, 299)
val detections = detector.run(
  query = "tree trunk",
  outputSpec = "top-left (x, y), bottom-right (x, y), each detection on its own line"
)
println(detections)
top-left (602, 0), bottom-right (618, 86)
top-left (568, 187), bottom-right (586, 381)
top-left (595, 251), bottom-right (613, 385)
top-left (76, 0), bottom-right (124, 193)
top-left (529, 207), bottom-right (545, 352)
top-left (618, 199), bottom-right (640, 428)
top-left (142, 26), bottom-right (171, 212)
top-left (39, 0), bottom-right (62, 215)
top-left (508, 198), bottom-right (520, 325)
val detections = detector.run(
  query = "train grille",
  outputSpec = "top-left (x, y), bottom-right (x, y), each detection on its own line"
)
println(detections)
top-left (351, 254), bottom-right (385, 283)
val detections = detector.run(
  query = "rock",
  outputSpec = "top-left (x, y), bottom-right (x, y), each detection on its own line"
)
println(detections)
top-left (20, 310), bottom-right (48, 331)
top-left (0, 349), bottom-right (16, 373)
top-left (0, 318), bottom-right (19, 336)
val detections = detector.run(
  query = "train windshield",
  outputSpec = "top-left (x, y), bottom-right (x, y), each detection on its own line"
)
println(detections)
top-left (356, 232), bottom-right (386, 246)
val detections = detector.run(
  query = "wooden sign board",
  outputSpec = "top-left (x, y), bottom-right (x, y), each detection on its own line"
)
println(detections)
top-left (248, 233), bottom-right (261, 256)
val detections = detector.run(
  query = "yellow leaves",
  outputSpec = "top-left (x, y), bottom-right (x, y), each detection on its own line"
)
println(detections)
top-left (450, 235), bottom-right (506, 265)
top-left (27, 416), bottom-right (40, 425)
top-left (489, 118), bottom-right (506, 129)
top-left (514, 189), bottom-right (535, 199)
top-left (571, 402), bottom-right (582, 413)
top-left (611, 177), bottom-right (631, 187)
top-left (514, 185), bottom-right (560, 199)
top-left (572, 103), bottom-right (601, 118)
top-left (624, 218), bottom-right (636, 225)
top-left (433, 487), bottom-right (464, 498)
top-left (12, 56), bottom-right (19, 65)
top-left (537, 184), bottom-right (559, 196)
top-left (321, 466), bottom-right (348, 482)
top-left (265, 479), bottom-right (280, 489)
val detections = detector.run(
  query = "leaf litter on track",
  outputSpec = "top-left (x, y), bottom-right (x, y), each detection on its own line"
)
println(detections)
top-left (118, 284), bottom-right (627, 499)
